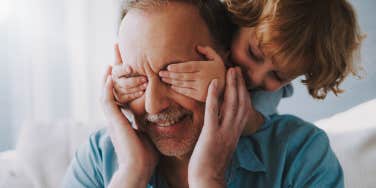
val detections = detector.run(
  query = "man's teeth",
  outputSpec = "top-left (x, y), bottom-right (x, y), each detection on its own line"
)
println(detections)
top-left (158, 120), bottom-right (179, 127)
top-left (156, 116), bottom-right (185, 127)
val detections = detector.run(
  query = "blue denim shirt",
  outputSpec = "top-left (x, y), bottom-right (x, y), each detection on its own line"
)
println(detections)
top-left (63, 114), bottom-right (343, 188)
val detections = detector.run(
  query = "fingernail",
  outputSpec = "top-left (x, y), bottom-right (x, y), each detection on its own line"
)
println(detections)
top-left (230, 68), bottom-right (235, 78)
top-left (212, 79), bottom-right (218, 88)
top-left (142, 83), bottom-right (147, 89)
top-left (159, 71), bottom-right (165, 76)
top-left (125, 66), bottom-right (131, 74)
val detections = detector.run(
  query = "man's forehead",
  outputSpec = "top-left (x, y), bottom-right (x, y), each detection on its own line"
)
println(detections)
top-left (118, 3), bottom-right (213, 75)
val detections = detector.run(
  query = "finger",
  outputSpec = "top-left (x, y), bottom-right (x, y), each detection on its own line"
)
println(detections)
top-left (113, 88), bottom-right (122, 105)
top-left (171, 85), bottom-right (195, 97)
top-left (235, 67), bottom-right (251, 127)
top-left (103, 76), bottom-right (133, 132)
top-left (102, 65), bottom-right (113, 88)
top-left (117, 90), bottom-right (144, 104)
top-left (115, 82), bottom-right (147, 95)
top-left (104, 78), bottom-right (142, 154)
top-left (103, 76), bottom-right (121, 115)
top-left (203, 79), bottom-right (221, 132)
top-left (114, 76), bottom-right (147, 89)
top-left (166, 62), bottom-right (202, 73)
top-left (114, 43), bottom-right (122, 65)
top-left (170, 86), bottom-right (204, 102)
top-left (161, 77), bottom-right (195, 89)
top-left (159, 71), bottom-right (196, 81)
top-left (112, 64), bottom-right (132, 79)
top-left (197, 45), bottom-right (222, 62)
top-left (221, 68), bottom-right (239, 127)
top-left (236, 67), bottom-right (249, 106)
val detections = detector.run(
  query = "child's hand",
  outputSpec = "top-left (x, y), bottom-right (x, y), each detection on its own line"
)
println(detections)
top-left (159, 46), bottom-right (225, 102)
top-left (112, 44), bottom-right (147, 106)
top-left (112, 64), bottom-right (148, 106)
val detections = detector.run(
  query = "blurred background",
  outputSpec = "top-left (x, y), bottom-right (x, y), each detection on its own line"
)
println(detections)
top-left (0, 0), bottom-right (375, 152)
top-left (0, 0), bottom-right (120, 151)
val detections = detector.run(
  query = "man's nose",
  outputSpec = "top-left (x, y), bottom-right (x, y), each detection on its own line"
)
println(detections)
top-left (144, 66), bottom-right (170, 114)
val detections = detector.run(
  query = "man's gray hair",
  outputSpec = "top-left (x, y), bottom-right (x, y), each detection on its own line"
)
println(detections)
top-left (119, 0), bottom-right (236, 51)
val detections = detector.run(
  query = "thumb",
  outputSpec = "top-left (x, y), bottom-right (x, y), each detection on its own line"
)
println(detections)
top-left (196, 45), bottom-right (221, 62)
top-left (203, 79), bottom-right (221, 132)
top-left (114, 43), bottom-right (123, 65)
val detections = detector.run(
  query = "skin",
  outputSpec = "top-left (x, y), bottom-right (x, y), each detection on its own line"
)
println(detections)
top-left (231, 27), bottom-right (310, 91)
top-left (156, 27), bottom-right (311, 93)
top-left (103, 2), bottom-right (256, 188)
top-left (117, 4), bottom-right (211, 158)
top-left (112, 27), bottom-right (311, 140)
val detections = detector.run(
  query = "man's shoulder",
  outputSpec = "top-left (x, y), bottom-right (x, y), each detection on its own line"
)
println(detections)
top-left (84, 128), bottom-right (114, 157)
top-left (88, 128), bottom-right (112, 146)
top-left (256, 114), bottom-right (331, 154)
top-left (268, 114), bottom-right (326, 139)
top-left (264, 115), bottom-right (343, 187)
top-left (73, 128), bottom-right (115, 170)
top-left (63, 128), bottom-right (117, 188)
top-left (237, 114), bottom-right (343, 187)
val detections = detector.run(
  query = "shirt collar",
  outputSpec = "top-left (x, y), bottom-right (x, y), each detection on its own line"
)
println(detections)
top-left (234, 135), bottom-right (266, 172)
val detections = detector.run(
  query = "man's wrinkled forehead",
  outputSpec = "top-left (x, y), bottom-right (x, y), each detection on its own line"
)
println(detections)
top-left (118, 2), bottom-right (214, 75)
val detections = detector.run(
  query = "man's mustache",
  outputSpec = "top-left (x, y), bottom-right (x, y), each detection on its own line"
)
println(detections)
top-left (143, 104), bottom-right (192, 124)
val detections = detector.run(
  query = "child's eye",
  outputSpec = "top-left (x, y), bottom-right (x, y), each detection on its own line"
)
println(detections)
top-left (247, 46), bottom-right (263, 63)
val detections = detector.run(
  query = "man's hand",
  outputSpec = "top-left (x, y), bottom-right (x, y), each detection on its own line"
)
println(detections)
top-left (159, 45), bottom-right (226, 102)
top-left (102, 67), bottom-right (158, 187)
top-left (188, 67), bottom-right (252, 187)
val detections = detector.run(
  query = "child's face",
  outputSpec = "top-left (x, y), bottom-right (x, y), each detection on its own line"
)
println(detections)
top-left (230, 27), bottom-right (309, 91)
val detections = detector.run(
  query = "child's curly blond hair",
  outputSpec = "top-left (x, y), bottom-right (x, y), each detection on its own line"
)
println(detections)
top-left (225, 0), bottom-right (364, 99)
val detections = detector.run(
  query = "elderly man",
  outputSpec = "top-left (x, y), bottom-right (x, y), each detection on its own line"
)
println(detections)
top-left (63, 0), bottom-right (343, 187)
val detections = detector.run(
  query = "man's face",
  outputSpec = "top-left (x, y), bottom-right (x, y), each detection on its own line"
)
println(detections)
top-left (118, 2), bottom-right (215, 157)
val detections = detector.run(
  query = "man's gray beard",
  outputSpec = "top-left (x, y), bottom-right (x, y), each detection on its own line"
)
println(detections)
top-left (122, 103), bottom-right (192, 130)
top-left (144, 103), bottom-right (192, 126)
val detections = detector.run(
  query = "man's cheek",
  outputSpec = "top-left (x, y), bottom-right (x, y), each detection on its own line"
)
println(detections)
top-left (128, 96), bottom-right (146, 115)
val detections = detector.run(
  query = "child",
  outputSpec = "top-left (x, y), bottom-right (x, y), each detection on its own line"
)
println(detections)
top-left (112, 0), bottom-right (363, 134)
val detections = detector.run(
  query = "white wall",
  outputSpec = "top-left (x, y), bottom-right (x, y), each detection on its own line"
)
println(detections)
top-left (0, 0), bottom-right (120, 151)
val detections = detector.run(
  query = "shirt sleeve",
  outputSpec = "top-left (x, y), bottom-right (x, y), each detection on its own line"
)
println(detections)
top-left (62, 132), bottom-right (105, 188)
top-left (283, 131), bottom-right (344, 188)
top-left (251, 84), bottom-right (294, 119)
